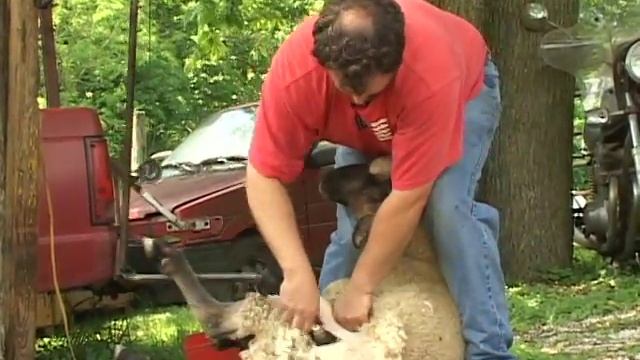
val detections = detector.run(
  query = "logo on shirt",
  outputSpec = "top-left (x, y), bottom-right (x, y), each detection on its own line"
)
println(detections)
top-left (370, 118), bottom-right (393, 142)
top-left (355, 114), bottom-right (368, 130)
top-left (354, 114), bottom-right (394, 142)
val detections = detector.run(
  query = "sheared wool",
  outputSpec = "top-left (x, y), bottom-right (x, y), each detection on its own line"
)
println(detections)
top-left (234, 293), bottom-right (314, 360)
top-left (228, 291), bottom-right (405, 360)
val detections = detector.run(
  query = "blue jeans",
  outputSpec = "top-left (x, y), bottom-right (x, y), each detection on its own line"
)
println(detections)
top-left (318, 58), bottom-right (516, 360)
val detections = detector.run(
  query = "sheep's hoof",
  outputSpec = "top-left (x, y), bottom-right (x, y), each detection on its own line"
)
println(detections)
top-left (113, 344), bottom-right (151, 360)
top-left (142, 236), bottom-right (181, 258)
top-left (142, 236), bottom-right (187, 276)
top-left (310, 326), bottom-right (338, 346)
top-left (213, 335), bottom-right (255, 351)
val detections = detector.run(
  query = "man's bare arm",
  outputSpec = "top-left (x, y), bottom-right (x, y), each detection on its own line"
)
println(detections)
top-left (245, 162), bottom-right (313, 277)
top-left (245, 162), bottom-right (320, 330)
top-left (349, 183), bottom-right (432, 294)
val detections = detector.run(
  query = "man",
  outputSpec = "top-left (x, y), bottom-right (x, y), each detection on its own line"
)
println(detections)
top-left (245, 0), bottom-right (516, 358)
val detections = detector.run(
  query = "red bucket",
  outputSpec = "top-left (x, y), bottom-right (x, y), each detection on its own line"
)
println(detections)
top-left (183, 332), bottom-right (242, 360)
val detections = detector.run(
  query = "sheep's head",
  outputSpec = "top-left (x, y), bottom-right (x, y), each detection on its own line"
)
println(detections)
top-left (142, 236), bottom-right (338, 352)
top-left (318, 156), bottom-right (392, 249)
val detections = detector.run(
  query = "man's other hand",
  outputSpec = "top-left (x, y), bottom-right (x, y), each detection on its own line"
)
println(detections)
top-left (278, 267), bottom-right (320, 331)
top-left (333, 281), bottom-right (373, 331)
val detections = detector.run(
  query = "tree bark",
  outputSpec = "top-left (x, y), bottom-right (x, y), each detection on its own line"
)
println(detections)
top-left (0, 0), bottom-right (8, 356)
top-left (428, 0), bottom-right (485, 28)
top-left (1, 0), bottom-right (42, 358)
top-left (478, 0), bottom-right (579, 282)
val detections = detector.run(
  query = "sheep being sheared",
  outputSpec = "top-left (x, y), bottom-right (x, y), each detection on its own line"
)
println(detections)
top-left (142, 155), bottom-right (464, 360)
top-left (318, 156), bottom-right (464, 360)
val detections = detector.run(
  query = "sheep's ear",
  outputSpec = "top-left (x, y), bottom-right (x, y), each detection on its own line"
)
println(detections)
top-left (318, 163), bottom-right (371, 205)
top-left (352, 214), bottom-right (374, 249)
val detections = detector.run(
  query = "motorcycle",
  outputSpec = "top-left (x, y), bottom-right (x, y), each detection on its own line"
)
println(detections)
top-left (522, 3), bottom-right (640, 265)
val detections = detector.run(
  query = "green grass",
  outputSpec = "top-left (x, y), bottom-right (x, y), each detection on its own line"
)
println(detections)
top-left (36, 307), bottom-right (201, 359)
top-left (36, 247), bottom-right (640, 360)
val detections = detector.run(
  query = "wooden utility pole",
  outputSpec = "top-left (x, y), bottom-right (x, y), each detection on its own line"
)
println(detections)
top-left (0, 0), bottom-right (7, 354)
top-left (38, 2), bottom-right (61, 108)
top-left (1, 0), bottom-right (42, 358)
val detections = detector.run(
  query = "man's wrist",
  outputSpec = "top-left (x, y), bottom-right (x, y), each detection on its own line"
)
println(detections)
top-left (349, 272), bottom-right (376, 295)
top-left (281, 254), bottom-right (314, 278)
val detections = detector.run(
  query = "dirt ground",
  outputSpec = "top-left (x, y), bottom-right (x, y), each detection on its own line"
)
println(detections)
top-left (520, 306), bottom-right (640, 359)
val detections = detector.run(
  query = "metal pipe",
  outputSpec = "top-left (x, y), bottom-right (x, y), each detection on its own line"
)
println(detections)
top-left (621, 91), bottom-right (640, 260)
top-left (140, 190), bottom-right (186, 228)
top-left (122, 273), bottom-right (263, 282)
top-left (626, 92), bottom-right (640, 188)
top-left (115, 0), bottom-right (140, 276)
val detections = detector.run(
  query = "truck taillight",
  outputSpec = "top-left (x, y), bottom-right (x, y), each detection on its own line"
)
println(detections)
top-left (84, 136), bottom-right (115, 225)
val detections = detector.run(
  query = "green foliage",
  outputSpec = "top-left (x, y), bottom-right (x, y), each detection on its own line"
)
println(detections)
top-left (52, 0), bottom-right (321, 156)
top-left (580, 0), bottom-right (640, 20)
top-left (53, 0), bottom-right (201, 155)
top-left (183, 0), bottom-right (319, 114)
top-left (572, 98), bottom-right (590, 190)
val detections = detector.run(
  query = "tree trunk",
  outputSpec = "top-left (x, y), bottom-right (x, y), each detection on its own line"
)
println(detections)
top-left (1, 0), bottom-right (42, 358)
top-left (429, 0), bottom-right (485, 28)
top-left (478, 0), bottom-right (579, 282)
top-left (429, 0), bottom-right (579, 282)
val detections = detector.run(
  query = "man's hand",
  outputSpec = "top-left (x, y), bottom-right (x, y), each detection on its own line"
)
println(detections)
top-left (278, 268), bottom-right (320, 331)
top-left (333, 282), bottom-right (373, 331)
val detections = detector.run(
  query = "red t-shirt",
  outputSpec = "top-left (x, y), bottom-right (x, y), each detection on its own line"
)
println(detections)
top-left (248, 0), bottom-right (489, 191)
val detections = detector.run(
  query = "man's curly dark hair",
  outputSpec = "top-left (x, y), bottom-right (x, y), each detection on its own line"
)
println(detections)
top-left (312, 0), bottom-right (405, 95)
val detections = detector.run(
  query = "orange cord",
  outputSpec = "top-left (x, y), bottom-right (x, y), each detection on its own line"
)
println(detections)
top-left (41, 145), bottom-right (77, 360)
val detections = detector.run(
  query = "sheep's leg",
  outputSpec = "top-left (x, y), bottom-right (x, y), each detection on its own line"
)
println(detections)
top-left (144, 238), bottom-right (356, 350)
top-left (142, 237), bottom-right (248, 340)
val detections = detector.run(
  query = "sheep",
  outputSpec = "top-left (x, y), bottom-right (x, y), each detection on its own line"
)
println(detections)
top-left (318, 156), bottom-right (464, 360)
top-left (142, 155), bottom-right (464, 360)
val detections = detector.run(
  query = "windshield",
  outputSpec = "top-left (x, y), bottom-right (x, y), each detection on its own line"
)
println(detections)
top-left (162, 104), bottom-right (258, 167)
top-left (539, 9), bottom-right (640, 76)
top-left (539, 10), bottom-right (640, 111)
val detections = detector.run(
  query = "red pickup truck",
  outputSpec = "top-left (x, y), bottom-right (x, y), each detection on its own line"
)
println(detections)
top-left (37, 103), bottom-right (338, 326)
